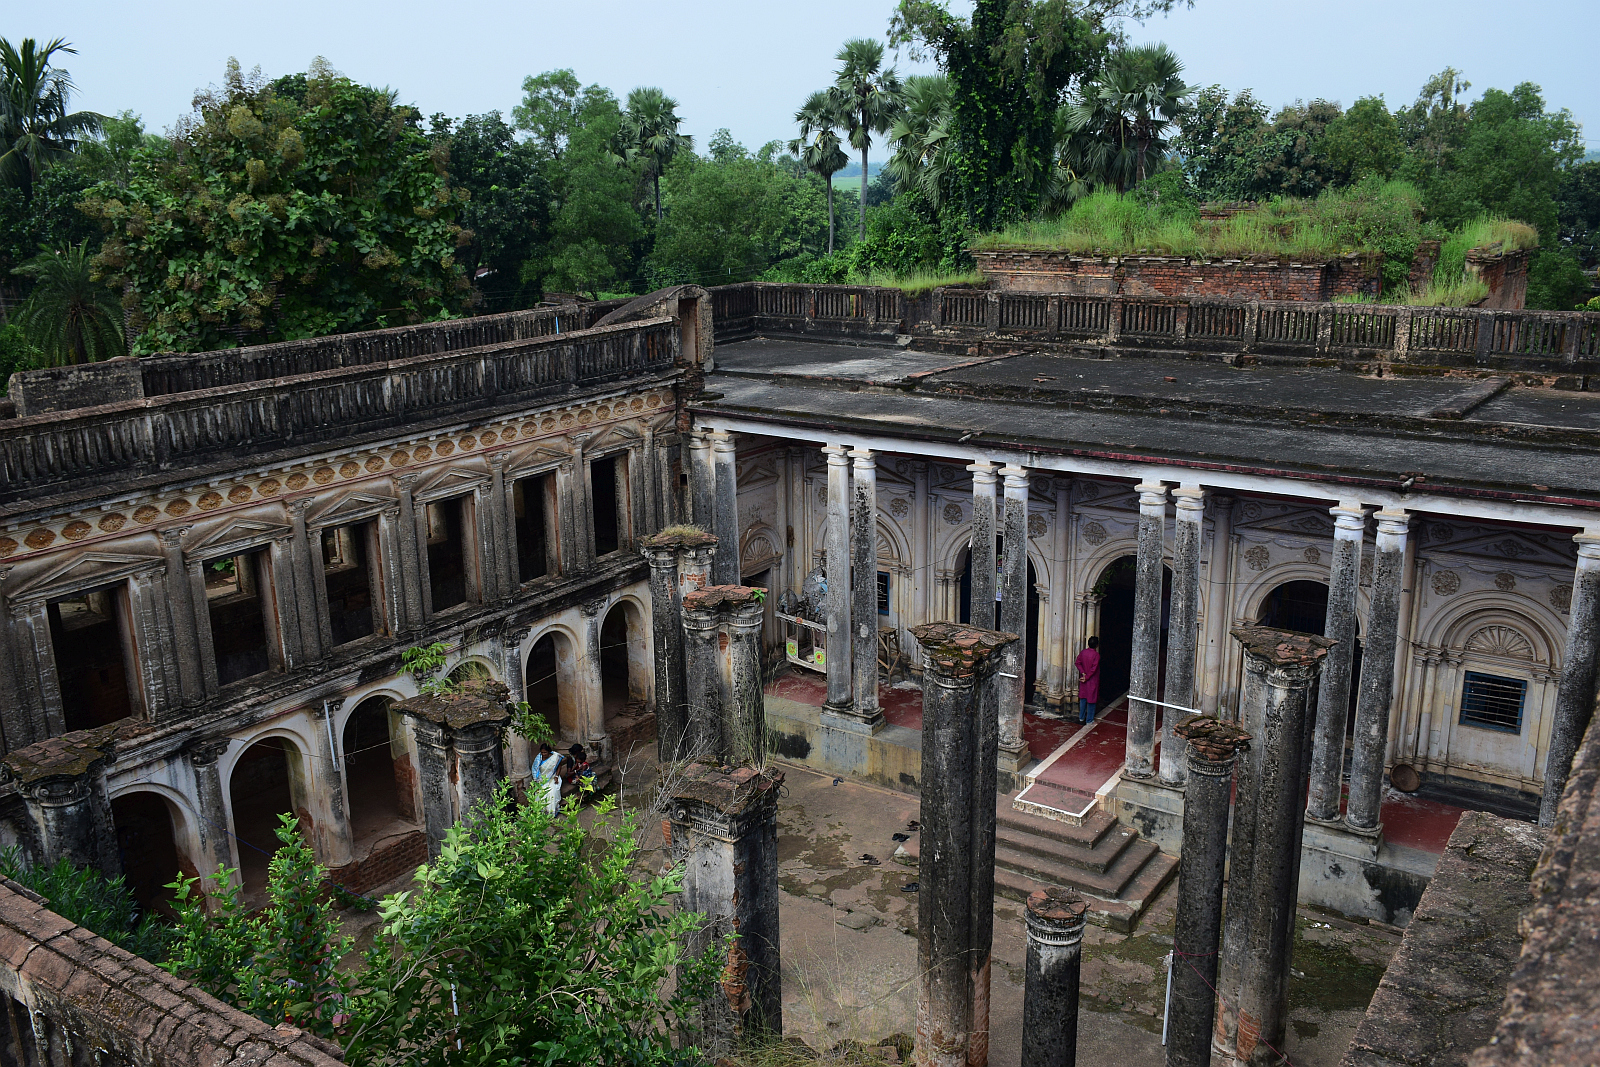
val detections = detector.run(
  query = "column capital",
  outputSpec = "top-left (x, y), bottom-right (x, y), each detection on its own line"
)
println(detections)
top-left (1172, 485), bottom-right (1206, 517)
top-left (1024, 887), bottom-right (1087, 947)
top-left (1136, 481), bottom-right (1169, 515)
top-left (1575, 530), bottom-right (1600, 563)
top-left (709, 430), bottom-right (736, 453)
top-left (488, 450), bottom-right (512, 469)
top-left (848, 447), bottom-right (876, 467)
top-left (1330, 502), bottom-right (1370, 538)
top-left (159, 526), bottom-right (192, 549)
top-left (186, 737), bottom-right (232, 766)
top-left (966, 460), bottom-right (998, 486)
top-left (821, 443), bottom-right (851, 465)
top-left (1374, 508), bottom-right (1411, 544)
top-left (393, 472), bottom-right (421, 490)
top-left (999, 464), bottom-right (1028, 491)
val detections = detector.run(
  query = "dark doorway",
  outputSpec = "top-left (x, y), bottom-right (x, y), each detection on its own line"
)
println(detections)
top-left (591, 456), bottom-right (621, 556)
top-left (228, 738), bottom-right (300, 905)
top-left (513, 473), bottom-right (554, 582)
top-left (48, 585), bottom-right (137, 730)
top-left (205, 549), bottom-right (275, 686)
top-left (958, 543), bottom-right (1042, 701)
top-left (111, 792), bottom-right (186, 918)
top-left (323, 522), bottom-right (380, 646)
top-left (526, 634), bottom-right (563, 739)
top-left (342, 697), bottom-right (414, 856)
top-left (599, 604), bottom-right (630, 724)
top-left (426, 496), bottom-right (472, 611)
top-left (1094, 555), bottom-right (1172, 705)
top-left (1257, 580), bottom-right (1330, 635)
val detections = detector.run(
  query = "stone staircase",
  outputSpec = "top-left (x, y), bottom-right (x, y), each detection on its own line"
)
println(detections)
top-left (898, 795), bottom-right (1177, 934)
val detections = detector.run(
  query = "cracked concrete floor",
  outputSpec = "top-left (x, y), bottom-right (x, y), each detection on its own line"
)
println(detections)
top-left (766, 762), bottom-right (1400, 1066)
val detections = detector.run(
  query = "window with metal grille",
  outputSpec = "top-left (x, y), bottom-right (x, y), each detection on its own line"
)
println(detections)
top-left (1459, 672), bottom-right (1527, 733)
top-left (877, 572), bottom-right (891, 615)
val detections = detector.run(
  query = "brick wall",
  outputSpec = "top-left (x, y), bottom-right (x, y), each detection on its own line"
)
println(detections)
top-left (327, 829), bottom-right (428, 895)
top-left (971, 250), bottom-right (1383, 302)
top-left (1466, 248), bottom-right (1531, 310)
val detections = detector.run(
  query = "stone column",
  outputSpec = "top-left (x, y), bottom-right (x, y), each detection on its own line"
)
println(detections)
top-left (710, 431), bottom-right (741, 584)
top-left (487, 452), bottom-right (518, 598)
top-left (1307, 502), bottom-right (1368, 822)
top-left (821, 444), bottom-right (854, 716)
top-left (1166, 717), bottom-right (1251, 1067)
top-left (580, 597), bottom-right (608, 754)
top-left (643, 532), bottom-right (704, 762)
top-left (404, 716), bottom-right (453, 859)
top-left (389, 476), bottom-right (427, 633)
top-left (1127, 482), bottom-right (1169, 779)
top-left (1161, 485), bottom-right (1205, 784)
top-left (309, 702), bottom-right (355, 869)
top-left (572, 434), bottom-right (595, 569)
top-left (1229, 628), bottom-right (1332, 1067)
top-left (725, 590), bottom-right (767, 766)
top-left (689, 431), bottom-right (716, 529)
top-left (9, 726), bottom-right (121, 877)
top-left (1021, 888), bottom-right (1089, 1067)
top-left (15, 598), bottom-right (65, 739)
top-left (1541, 530), bottom-right (1600, 826)
top-left (453, 720), bottom-right (508, 819)
top-left (0, 570), bottom-right (39, 754)
top-left (1346, 508), bottom-right (1409, 832)
top-left (1046, 481), bottom-right (1073, 709)
top-left (912, 622), bottom-right (1016, 1067)
top-left (850, 448), bottom-right (882, 726)
top-left (501, 627), bottom-right (532, 782)
top-left (127, 567), bottom-right (183, 720)
top-left (682, 596), bottom-right (725, 761)
top-left (967, 461), bottom-right (998, 630)
top-left (911, 462), bottom-right (931, 669)
top-left (1199, 496), bottom-right (1235, 714)
top-left (998, 464), bottom-right (1031, 776)
top-left (288, 498), bottom-right (327, 659)
top-left (186, 738), bottom-right (235, 883)
top-left (668, 764), bottom-right (784, 1057)
top-left (159, 528), bottom-right (205, 707)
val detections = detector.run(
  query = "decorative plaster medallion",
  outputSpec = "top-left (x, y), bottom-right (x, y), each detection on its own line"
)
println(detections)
top-left (481, 430), bottom-right (499, 446)
top-left (62, 522), bottom-right (91, 541)
top-left (1466, 625), bottom-right (1534, 660)
top-left (0, 538), bottom-right (15, 556)
top-left (1491, 539), bottom-right (1530, 558)
top-left (541, 418), bottom-right (557, 431)
top-left (944, 502), bottom-right (964, 526)
top-left (98, 513), bottom-right (126, 532)
top-left (24, 528), bottom-right (54, 549)
top-left (1032, 477), bottom-right (1052, 494)
top-left (889, 497), bottom-right (910, 519)
top-left (577, 410), bottom-right (593, 427)
top-left (197, 492), bottom-right (223, 511)
top-left (413, 445), bottom-right (433, 462)
top-left (1244, 545), bottom-right (1270, 571)
top-left (1302, 546), bottom-right (1322, 564)
top-left (1028, 514), bottom-right (1048, 538)
top-left (1360, 557), bottom-right (1373, 585)
top-left (1082, 521), bottom-right (1107, 545)
top-left (460, 435), bottom-right (478, 450)
top-left (1077, 481), bottom-right (1100, 500)
top-left (630, 398), bottom-right (644, 412)
top-left (1551, 585), bottom-right (1572, 612)
top-left (1240, 500), bottom-right (1264, 521)
top-left (559, 414), bottom-right (575, 428)
top-left (165, 499), bottom-right (192, 517)
top-left (436, 441), bottom-right (456, 457)
top-left (1494, 572), bottom-right (1517, 591)
top-left (593, 408), bottom-right (608, 421)
top-left (1432, 570), bottom-right (1461, 595)
top-left (310, 466), bottom-right (333, 484)
top-left (339, 461), bottom-right (360, 478)
top-left (647, 393), bottom-right (662, 408)
top-left (258, 479), bottom-right (281, 496)
top-left (286, 473), bottom-right (310, 490)
top-left (1429, 523), bottom-right (1454, 543)
top-left (390, 451), bottom-right (410, 467)
top-left (134, 505), bottom-right (160, 523)
top-left (228, 486), bottom-right (253, 503)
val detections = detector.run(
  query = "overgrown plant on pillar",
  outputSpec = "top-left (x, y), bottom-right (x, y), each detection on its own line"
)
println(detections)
top-left (1540, 530), bottom-right (1600, 827)
top-left (1347, 509), bottom-right (1409, 832)
top-left (822, 444), bottom-right (854, 719)
top-left (1307, 502), bottom-right (1367, 823)
top-left (1160, 485), bottom-right (1205, 785)
top-left (911, 621), bottom-right (1018, 1067)
top-left (1128, 481), bottom-right (1169, 779)
top-left (851, 448), bottom-right (883, 728)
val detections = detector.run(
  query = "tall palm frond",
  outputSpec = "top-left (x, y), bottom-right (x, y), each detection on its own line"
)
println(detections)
top-left (833, 38), bottom-right (903, 239)
top-left (1057, 43), bottom-right (1192, 202)
top-left (887, 74), bottom-right (953, 211)
top-left (789, 90), bottom-right (850, 254)
top-left (11, 244), bottom-right (125, 366)
top-left (624, 87), bottom-right (691, 221)
top-left (0, 38), bottom-right (103, 197)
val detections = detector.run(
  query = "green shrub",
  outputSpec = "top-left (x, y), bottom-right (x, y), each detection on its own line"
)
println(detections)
top-left (0, 849), bottom-right (173, 963)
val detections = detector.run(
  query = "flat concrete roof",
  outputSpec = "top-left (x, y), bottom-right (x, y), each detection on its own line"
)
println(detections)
top-left (698, 338), bottom-right (1600, 510)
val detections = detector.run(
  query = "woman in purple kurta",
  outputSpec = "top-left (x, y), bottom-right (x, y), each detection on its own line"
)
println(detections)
top-left (1075, 637), bottom-right (1101, 724)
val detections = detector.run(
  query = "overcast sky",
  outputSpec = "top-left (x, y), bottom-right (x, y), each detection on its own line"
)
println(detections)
top-left (20, 0), bottom-right (1596, 155)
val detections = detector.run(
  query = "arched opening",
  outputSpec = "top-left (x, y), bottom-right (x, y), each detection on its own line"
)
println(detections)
top-left (1253, 578), bottom-right (1362, 739)
top-left (228, 738), bottom-right (303, 906)
top-left (526, 633), bottom-right (573, 740)
top-left (111, 792), bottom-right (188, 918)
top-left (1092, 555), bottom-right (1172, 705)
top-left (957, 542), bottom-right (1042, 700)
top-left (342, 697), bottom-right (417, 858)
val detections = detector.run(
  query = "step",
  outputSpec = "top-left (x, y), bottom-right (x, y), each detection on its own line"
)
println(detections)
top-left (1013, 780), bottom-right (1101, 824)
top-left (995, 820), bottom-right (1139, 876)
top-left (994, 836), bottom-right (1160, 900)
top-left (997, 800), bottom-right (1120, 851)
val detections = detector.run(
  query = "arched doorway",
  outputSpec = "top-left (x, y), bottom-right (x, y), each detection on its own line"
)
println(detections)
top-left (1253, 578), bottom-right (1362, 737)
top-left (1092, 555), bottom-right (1172, 705)
top-left (342, 697), bottom-right (416, 857)
top-left (958, 542), bottom-right (1042, 701)
top-left (526, 633), bottom-right (575, 740)
top-left (111, 792), bottom-right (187, 918)
top-left (599, 601), bottom-right (648, 732)
top-left (228, 738), bottom-right (303, 905)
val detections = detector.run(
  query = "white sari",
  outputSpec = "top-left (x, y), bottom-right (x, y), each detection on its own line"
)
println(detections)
top-left (532, 751), bottom-right (564, 815)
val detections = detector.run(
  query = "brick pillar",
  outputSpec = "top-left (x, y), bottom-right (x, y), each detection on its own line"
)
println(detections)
top-left (668, 764), bottom-right (784, 1057)
top-left (682, 585), bottom-right (767, 764)
top-left (912, 622), bottom-right (1018, 1067)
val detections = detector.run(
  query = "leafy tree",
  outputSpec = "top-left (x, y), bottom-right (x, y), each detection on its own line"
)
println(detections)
top-left (0, 38), bottom-right (102, 199)
top-left (512, 69), bottom-right (611, 163)
top-left (623, 87), bottom-right (691, 221)
top-left (1322, 95), bottom-right (1405, 184)
top-left (344, 789), bottom-right (720, 1066)
top-left (887, 74), bottom-right (954, 211)
top-left (1558, 160), bottom-right (1600, 268)
top-left (75, 110), bottom-right (167, 187)
top-left (0, 322), bottom-right (41, 390)
top-left (788, 90), bottom-right (850, 253)
top-left (81, 60), bottom-right (470, 353)
top-left (1173, 84), bottom-right (1270, 200)
top-left (0, 848), bottom-right (173, 963)
top-left (430, 111), bottom-right (550, 311)
top-left (1395, 67), bottom-right (1472, 187)
top-left (832, 38), bottom-right (902, 240)
top-left (0, 162), bottom-right (98, 278)
top-left (10, 242), bottom-right (124, 364)
top-left (1060, 42), bottom-right (1192, 195)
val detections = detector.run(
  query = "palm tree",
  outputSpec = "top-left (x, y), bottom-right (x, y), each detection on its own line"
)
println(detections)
top-left (788, 91), bottom-right (850, 254)
top-left (11, 244), bottom-right (125, 365)
top-left (886, 74), bottom-right (953, 211)
top-left (624, 87), bottom-right (691, 221)
top-left (832, 38), bottom-right (902, 240)
top-left (1062, 44), bottom-right (1192, 193)
top-left (0, 38), bottom-right (103, 199)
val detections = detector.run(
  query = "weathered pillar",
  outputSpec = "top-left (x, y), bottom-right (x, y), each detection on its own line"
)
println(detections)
top-left (309, 702), bottom-right (355, 869)
top-left (1166, 716), bottom-right (1251, 1067)
top-left (4, 726), bottom-right (122, 877)
top-left (912, 622), bottom-right (1017, 1067)
top-left (967, 461), bottom-right (998, 630)
top-left (487, 452), bottom-right (517, 598)
top-left (186, 738), bottom-right (235, 884)
top-left (998, 464), bottom-right (1031, 779)
top-left (911, 462), bottom-right (932, 669)
top-left (822, 444), bottom-right (854, 716)
top-left (1021, 887), bottom-right (1088, 1067)
top-left (725, 590), bottom-right (767, 765)
top-left (501, 627), bottom-right (532, 783)
top-left (288, 498), bottom-right (327, 659)
top-left (1229, 628), bottom-right (1332, 1067)
top-left (1045, 480), bottom-right (1072, 710)
top-left (1127, 481), bottom-right (1169, 779)
top-left (668, 764), bottom-right (784, 1056)
top-left (682, 595), bottom-right (725, 761)
top-left (571, 434), bottom-right (595, 569)
top-left (394, 682), bottom-right (513, 854)
top-left (159, 528), bottom-right (206, 707)
top-left (710, 431), bottom-right (741, 585)
top-left (453, 720), bottom-right (508, 819)
top-left (405, 716), bottom-right (453, 858)
top-left (1307, 502), bottom-right (1368, 822)
top-left (1161, 485), bottom-right (1205, 784)
top-left (1346, 508), bottom-right (1409, 832)
top-left (1199, 495), bottom-right (1235, 714)
top-left (642, 531), bottom-right (718, 762)
top-left (689, 431), bottom-right (716, 530)
top-left (580, 597), bottom-right (609, 755)
top-left (850, 448), bottom-right (883, 727)
top-left (1541, 530), bottom-right (1600, 826)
